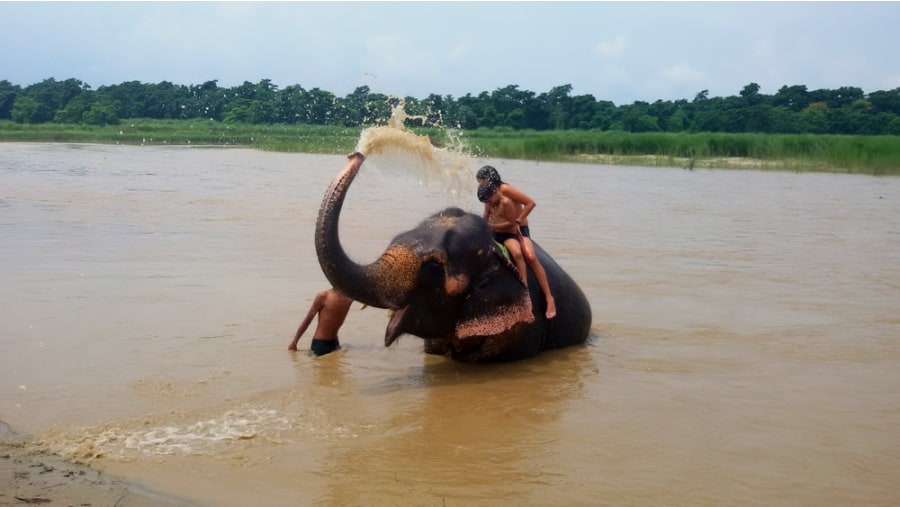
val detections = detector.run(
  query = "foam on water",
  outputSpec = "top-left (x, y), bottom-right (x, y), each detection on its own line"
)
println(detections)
top-left (119, 408), bottom-right (289, 456)
top-left (35, 399), bottom-right (380, 464)
top-left (38, 407), bottom-right (291, 462)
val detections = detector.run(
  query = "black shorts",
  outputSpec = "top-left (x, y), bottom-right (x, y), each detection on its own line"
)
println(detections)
top-left (494, 231), bottom-right (518, 243)
top-left (310, 338), bottom-right (341, 356)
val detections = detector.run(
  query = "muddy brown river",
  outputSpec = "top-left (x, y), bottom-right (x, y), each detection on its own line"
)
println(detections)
top-left (1, 142), bottom-right (898, 505)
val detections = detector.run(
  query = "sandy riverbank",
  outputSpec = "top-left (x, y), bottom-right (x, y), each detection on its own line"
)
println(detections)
top-left (1, 426), bottom-right (192, 507)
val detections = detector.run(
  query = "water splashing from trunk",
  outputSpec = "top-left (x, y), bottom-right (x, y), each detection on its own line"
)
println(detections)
top-left (354, 98), bottom-right (475, 198)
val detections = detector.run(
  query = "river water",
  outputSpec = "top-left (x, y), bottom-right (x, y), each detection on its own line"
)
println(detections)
top-left (1, 142), bottom-right (898, 506)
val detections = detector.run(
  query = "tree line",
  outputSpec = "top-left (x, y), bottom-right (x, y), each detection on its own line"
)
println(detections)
top-left (2, 77), bottom-right (899, 135)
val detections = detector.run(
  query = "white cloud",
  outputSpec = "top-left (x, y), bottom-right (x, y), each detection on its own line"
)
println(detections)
top-left (366, 36), bottom-right (408, 67)
top-left (361, 35), bottom-right (442, 95)
top-left (599, 64), bottom-right (629, 83)
top-left (660, 64), bottom-right (707, 85)
top-left (596, 36), bottom-right (626, 60)
top-left (883, 73), bottom-right (900, 90)
top-left (447, 40), bottom-right (473, 62)
top-left (750, 38), bottom-right (778, 63)
top-left (636, 64), bottom-right (714, 102)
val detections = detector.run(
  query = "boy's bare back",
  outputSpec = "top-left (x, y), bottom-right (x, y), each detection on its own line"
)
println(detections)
top-left (314, 289), bottom-right (352, 339)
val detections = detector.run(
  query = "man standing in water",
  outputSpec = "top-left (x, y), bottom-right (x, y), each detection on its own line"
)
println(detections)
top-left (288, 287), bottom-right (353, 356)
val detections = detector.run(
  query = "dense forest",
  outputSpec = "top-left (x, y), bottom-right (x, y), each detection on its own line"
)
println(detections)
top-left (2, 77), bottom-right (899, 136)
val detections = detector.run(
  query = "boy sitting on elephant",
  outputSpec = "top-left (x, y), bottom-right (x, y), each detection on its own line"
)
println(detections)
top-left (478, 181), bottom-right (556, 319)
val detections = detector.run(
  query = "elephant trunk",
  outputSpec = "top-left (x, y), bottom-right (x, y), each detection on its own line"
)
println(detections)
top-left (315, 153), bottom-right (417, 309)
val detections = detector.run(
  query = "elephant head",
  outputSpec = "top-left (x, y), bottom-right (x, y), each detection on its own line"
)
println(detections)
top-left (315, 153), bottom-right (591, 362)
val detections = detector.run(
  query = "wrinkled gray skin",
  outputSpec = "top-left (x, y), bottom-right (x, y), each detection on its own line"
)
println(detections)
top-left (315, 152), bottom-right (592, 363)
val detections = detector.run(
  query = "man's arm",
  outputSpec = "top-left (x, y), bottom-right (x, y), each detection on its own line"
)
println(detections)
top-left (288, 292), bottom-right (326, 350)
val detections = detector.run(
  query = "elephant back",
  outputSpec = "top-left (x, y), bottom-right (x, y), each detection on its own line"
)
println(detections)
top-left (530, 240), bottom-right (593, 351)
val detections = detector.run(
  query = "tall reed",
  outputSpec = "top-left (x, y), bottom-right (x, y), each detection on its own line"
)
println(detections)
top-left (464, 129), bottom-right (900, 174)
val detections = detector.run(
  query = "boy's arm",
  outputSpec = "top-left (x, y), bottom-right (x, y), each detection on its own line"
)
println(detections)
top-left (503, 184), bottom-right (536, 223)
top-left (294, 292), bottom-right (325, 344)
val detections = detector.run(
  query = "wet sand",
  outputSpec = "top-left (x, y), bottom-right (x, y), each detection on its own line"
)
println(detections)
top-left (1, 431), bottom-right (192, 506)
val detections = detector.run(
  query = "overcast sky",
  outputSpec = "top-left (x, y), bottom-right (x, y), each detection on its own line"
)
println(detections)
top-left (3, 1), bottom-right (899, 105)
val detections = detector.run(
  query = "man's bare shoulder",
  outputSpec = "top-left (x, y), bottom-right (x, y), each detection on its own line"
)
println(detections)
top-left (323, 290), bottom-right (352, 307)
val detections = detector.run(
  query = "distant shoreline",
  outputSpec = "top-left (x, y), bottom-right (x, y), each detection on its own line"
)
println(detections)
top-left (0, 139), bottom-right (866, 175)
top-left (2, 120), bottom-right (898, 175)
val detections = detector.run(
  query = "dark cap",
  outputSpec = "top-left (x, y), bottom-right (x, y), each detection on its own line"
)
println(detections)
top-left (477, 181), bottom-right (498, 203)
top-left (476, 165), bottom-right (501, 185)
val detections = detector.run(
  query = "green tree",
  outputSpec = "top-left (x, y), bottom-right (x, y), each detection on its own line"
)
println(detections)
top-left (867, 88), bottom-right (900, 115)
top-left (739, 82), bottom-right (762, 104)
top-left (222, 100), bottom-right (252, 123)
top-left (590, 100), bottom-right (617, 130)
top-left (620, 101), bottom-right (660, 132)
top-left (458, 92), bottom-right (490, 130)
top-left (506, 108), bottom-right (527, 129)
top-left (305, 88), bottom-right (337, 125)
top-left (278, 84), bottom-right (308, 124)
top-left (540, 84), bottom-right (573, 130)
top-left (423, 93), bottom-right (447, 126)
top-left (97, 81), bottom-right (149, 118)
top-left (11, 96), bottom-right (52, 123)
top-left (886, 116), bottom-right (900, 135)
top-left (768, 105), bottom-right (801, 133)
top-left (800, 102), bottom-right (829, 134)
top-left (0, 80), bottom-right (22, 120)
top-left (185, 80), bottom-right (223, 120)
top-left (54, 94), bottom-right (93, 123)
top-left (456, 104), bottom-right (478, 130)
top-left (480, 104), bottom-right (500, 128)
top-left (665, 107), bottom-right (689, 132)
top-left (82, 97), bottom-right (119, 125)
top-left (569, 94), bottom-right (599, 129)
top-left (773, 84), bottom-right (810, 112)
top-left (340, 86), bottom-right (371, 126)
top-left (24, 78), bottom-right (88, 121)
top-left (691, 96), bottom-right (726, 132)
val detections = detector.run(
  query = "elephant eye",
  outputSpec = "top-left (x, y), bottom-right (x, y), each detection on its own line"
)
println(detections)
top-left (422, 257), bottom-right (444, 279)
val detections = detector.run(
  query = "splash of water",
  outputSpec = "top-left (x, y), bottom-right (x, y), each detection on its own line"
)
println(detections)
top-left (386, 98), bottom-right (428, 130)
top-left (354, 98), bottom-right (476, 198)
top-left (37, 407), bottom-right (295, 463)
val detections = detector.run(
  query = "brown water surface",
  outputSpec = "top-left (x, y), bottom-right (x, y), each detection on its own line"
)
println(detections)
top-left (1, 142), bottom-right (898, 505)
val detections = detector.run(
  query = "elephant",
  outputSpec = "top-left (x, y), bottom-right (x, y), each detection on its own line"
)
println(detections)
top-left (315, 152), bottom-right (592, 363)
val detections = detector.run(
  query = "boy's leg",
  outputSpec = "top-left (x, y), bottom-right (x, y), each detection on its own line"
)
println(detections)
top-left (504, 238), bottom-right (528, 286)
top-left (521, 237), bottom-right (556, 319)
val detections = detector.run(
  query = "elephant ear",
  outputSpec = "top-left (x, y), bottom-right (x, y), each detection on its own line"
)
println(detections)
top-left (455, 246), bottom-right (534, 339)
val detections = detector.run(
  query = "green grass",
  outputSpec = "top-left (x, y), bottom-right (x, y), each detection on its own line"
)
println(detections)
top-left (463, 129), bottom-right (900, 175)
top-left (2, 120), bottom-right (899, 175)
top-left (0, 119), bottom-right (361, 153)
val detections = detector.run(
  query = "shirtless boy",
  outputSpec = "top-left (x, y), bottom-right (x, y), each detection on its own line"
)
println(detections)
top-left (288, 287), bottom-right (353, 356)
top-left (478, 181), bottom-right (557, 319)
